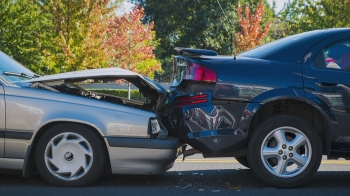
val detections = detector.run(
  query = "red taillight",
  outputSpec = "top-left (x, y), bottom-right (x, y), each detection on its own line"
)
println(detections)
top-left (184, 62), bottom-right (216, 82)
top-left (177, 94), bottom-right (208, 101)
top-left (175, 94), bottom-right (208, 107)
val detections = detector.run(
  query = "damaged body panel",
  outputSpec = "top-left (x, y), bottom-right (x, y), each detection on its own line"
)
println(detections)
top-left (26, 68), bottom-right (168, 113)
top-left (0, 51), bottom-right (183, 187)
top-left (164, 29), bottom-right (350, 188)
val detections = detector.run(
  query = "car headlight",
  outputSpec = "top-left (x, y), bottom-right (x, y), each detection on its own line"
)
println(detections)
top-left (150, 118), bottom-right (161, 134)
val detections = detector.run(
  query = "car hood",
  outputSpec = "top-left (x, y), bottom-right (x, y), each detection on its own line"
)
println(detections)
top-left (26, 68), bottom-right (139, 82)
top-left (24, 68), bottom-right (168, 113)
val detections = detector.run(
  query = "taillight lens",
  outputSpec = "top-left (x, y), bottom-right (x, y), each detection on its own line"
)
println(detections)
top-left (175, 94), bottom-right (208, 107)
top-left (149, 118), bottom-right (161, 134)
top-left (177, 94), bottom-right (208, 102)
top-left (184, 62), bottom-right (216, 82)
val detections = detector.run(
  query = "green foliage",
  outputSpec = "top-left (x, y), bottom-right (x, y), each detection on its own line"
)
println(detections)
top-left (38, 0), bottom-right (120, 73)
top-left (0, 0), bottom-right (277, 79)
top-left (0, 0), bottom-right (56, 74)
top-left (153, 69), bottom-right (165, 83)
top-left (0, 0), bottom-right (161, 78)
top-left (131, 0), bottom-right (274, 81)
top-left (136, 58), bottom-right (161, 79)
top-left (135, 0), bottom-right (237, 56)
top-left (0, 0), bottom-right (122, 75)
top-left (280, 0), bottom-right (350, 36)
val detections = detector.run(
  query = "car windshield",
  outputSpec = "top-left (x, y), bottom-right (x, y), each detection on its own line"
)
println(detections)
top-left (0, 51), bottom-right (37, 83)
top-left (239, 30), bottom-right (326, 58)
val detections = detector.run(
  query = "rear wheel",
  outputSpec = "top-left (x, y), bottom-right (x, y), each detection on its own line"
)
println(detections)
top-left (235, 157), bottom-right (250, 168)
top-left (247, 115), bottom-right (322, 188)
top-left (35, 123), bottom-right (107, 187)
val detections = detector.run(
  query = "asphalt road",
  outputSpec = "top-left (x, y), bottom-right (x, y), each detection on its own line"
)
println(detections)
top-left (1, 155), bottom-right (350, 196)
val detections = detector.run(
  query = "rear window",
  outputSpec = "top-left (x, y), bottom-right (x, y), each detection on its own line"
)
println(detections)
top-left (239, 30), bottom-right (325, 58)
top-left (313, 40), bottom-right (350, 71)
top-left (171, 57), bottom-right (188, 86)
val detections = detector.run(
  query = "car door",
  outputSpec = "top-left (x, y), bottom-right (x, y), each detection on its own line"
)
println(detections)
top-left (0, 83), bottom-right (4, 157)
top-left (302, 31), bottom-right (350, 151)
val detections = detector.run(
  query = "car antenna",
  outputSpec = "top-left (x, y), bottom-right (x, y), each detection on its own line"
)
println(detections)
top-left (216, 0), bottom-right (236, 60)
top-left (232, 50), bottom-right (237, 60)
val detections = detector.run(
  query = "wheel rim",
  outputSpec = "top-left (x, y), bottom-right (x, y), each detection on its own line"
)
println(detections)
top-left (44, 132), bottom-right (93, 181)
top-left (260, 126), bottom-right (312, 178)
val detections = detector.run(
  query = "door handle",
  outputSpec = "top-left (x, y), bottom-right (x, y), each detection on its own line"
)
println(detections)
top-left (315, 78), bottom-right (337, 87)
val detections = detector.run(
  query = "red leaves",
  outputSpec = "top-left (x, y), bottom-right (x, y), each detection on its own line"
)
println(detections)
top-left (234, 3), bottom-right (271, 53)
top-left (54, 2), bottom-right (160, 77)
top-left (106, 5), bottom-right (160, 77)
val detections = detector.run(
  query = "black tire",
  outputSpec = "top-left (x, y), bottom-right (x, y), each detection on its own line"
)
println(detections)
top-left (235, 157), bottom-right (250, 168)
top-left (247, 114), bottom-right (322, 188)
top-left (35, 123), bottom-right (107, 187)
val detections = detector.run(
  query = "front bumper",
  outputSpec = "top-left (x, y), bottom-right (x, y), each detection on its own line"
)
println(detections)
top-left (105, 136), bottom-right (183, 174)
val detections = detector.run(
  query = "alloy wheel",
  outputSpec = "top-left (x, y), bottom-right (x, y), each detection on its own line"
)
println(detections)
top-left (260, 126), bottom-right (312, 178)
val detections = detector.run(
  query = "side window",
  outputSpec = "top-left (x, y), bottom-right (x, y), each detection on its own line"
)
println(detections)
top-left (313, 51), bottom-right (325, 68)
top-left (313, 40), bottom-right (350, 70)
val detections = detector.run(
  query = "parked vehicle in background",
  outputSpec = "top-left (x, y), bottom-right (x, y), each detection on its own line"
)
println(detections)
top-left (0, 51), bottom-right (183, 187)
top-left (164, 28), bottom-right (350, 188)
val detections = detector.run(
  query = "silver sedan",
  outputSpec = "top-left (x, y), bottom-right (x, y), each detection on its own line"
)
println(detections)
top-left (0, 51), bottom-right (183, 186)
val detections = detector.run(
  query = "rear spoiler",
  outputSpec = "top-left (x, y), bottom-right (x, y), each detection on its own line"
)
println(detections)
top-left (174, 47), bottom-right (218, 57)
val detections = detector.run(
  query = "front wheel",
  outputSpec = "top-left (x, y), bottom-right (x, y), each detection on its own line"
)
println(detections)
top-left (35, 123), bottom-right (107, 187)
top-left (247, 115), bottom-right (322, 188)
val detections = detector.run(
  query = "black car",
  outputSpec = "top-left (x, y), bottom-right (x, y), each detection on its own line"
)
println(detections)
top-left (163, 28), bottom-right (350, 188)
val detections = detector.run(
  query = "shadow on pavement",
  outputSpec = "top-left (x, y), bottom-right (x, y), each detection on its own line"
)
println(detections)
top-left (0, 169), bottom-right (350, 190)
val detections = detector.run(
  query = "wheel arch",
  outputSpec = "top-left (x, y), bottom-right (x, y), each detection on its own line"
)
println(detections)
top-left (22, 121), bottom-right (111, 177)
top-left (247, 99), bottom-right (331, 155)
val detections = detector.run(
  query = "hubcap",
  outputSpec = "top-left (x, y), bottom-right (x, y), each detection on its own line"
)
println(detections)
top-left (64, 152), bottom-right (74, 161)
top-left (260, 126), bottom-right (312, 178)
top-left (44, 132), bottom-right (93, 181)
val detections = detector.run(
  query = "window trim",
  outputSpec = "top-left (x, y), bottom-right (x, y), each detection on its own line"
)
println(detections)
top-left (312, 39), bottom-right (350, 72)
